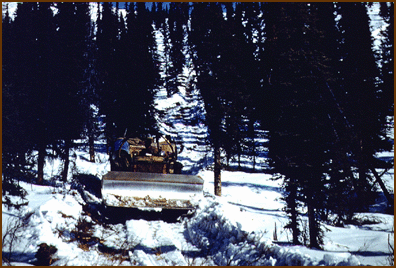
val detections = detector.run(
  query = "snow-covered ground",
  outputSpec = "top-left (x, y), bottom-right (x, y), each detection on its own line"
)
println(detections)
top-left (2, 152), bottom-right (394, 266)
top-left (2, 84), bottom-right (394, 266)
top-left (2, 2), bottom-right (393, 266)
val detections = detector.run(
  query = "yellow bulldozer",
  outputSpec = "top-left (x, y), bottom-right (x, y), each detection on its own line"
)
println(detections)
top-left (102, 135), bottom-right (204, 210)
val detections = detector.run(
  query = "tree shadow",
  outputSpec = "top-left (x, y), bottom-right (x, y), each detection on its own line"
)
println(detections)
top-left (133, 244), bottom-right (178, 255)
top-left (178, 153), bottom-right (213, 175)
top-left (2, 251), bottom-right (36, 265)
top-left (220, 181), bottom-right (283, 194)
top-left (226, 201), bottom-right (287, 219)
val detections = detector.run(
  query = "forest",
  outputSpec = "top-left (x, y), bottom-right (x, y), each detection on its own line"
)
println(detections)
top-left (2, 2), bottom-right (394, 249)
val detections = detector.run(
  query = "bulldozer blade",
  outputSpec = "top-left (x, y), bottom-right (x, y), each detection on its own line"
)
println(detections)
top-left (102, 171), bottom-right (204, 210)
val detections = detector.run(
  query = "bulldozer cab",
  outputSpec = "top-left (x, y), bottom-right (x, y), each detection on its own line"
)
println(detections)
top-left (110, 135), bottom-right (182, 174)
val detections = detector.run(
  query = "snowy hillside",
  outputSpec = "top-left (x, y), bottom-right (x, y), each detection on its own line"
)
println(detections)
top-left (2, 86), bottom-right (394, 266)
top-left (2, 152), bottom-right (394, 266)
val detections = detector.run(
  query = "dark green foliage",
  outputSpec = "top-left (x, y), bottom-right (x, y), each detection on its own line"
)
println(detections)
top-left (189, 2), bottom-right (226, 195)
top-left (2, 2), bottom-right (57, 184)
top-left (282, 177), bottom-right (302, 245)
top-left (164, 2), bottom-right (190, 97)
top-left (53, 2), bottom-right (92, 181)
top-left (96, 2), bottom-right (160, 142)
top-left (378, 2), bottom-right (394, 118)
top-left (3, 2), bottom-right (162, 188)
top-left (121, 2), bottom-right (160, 137)
top-left (333, 2), bottom-right (391, 213)
top-left (260, 2), bottom-right (392, 247)
top-left (262, 2), bottom-right (334, 248)
top-left (189, 2), bottom-right (262, 193)
top-left (2, 2), bottom-right (92, 184)
top-left (189, 2), bottom-right (261, 175)
top-left (2, 4), bottom-right (31, 195)
top-left (96, 2), bottom-right (122, 143)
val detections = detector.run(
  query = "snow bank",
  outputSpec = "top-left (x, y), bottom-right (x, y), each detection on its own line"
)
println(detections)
top-left (126, 220), bottom-right (189, 266)
top-left (184, 194), bottom-right (361, 266)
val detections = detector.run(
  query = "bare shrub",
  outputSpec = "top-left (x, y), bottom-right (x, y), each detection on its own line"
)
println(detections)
top-left (2, 212), bottom-right (33, 264)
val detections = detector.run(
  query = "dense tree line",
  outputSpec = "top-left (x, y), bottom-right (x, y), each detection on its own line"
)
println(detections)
top-left (3, 2), bottom-right (91, 187)
top-left (3, 2), bottom-right (393, 248)
top-left (3, 2), bottom-right (160, 189)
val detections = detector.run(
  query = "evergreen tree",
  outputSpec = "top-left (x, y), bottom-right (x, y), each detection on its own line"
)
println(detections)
top-left (336, 2), bottom-right (391, 211)
top-left (2, 4), bottom-right (31, 202)
top-left (190, 2), bottom-right (260, 193)
top-left (6, 2), bottom-right (58, 185)
top-left (95, 1), bottom-right (160, 149)
top-left (35, 2), bottom-right (59, 184)
top-left (376, 4), bottom-right (394, 208)
top-left (52, 2), bottom-right (91, 181)
top-left (159, 4), bottom-right (177, 98)
top-left (117, 2), bottom-right (160, 138)
top-left (309, 2), bottom-right (355, 226)
top-left (378, 2), bottom-right (394, 119)
top-left (162, 2), bottom-right (190, 97)
top-left (96, 2), bottom-right (121, 146)
top-left (225, 3), bottom-right (262, 170)
top-left (84, 6), bottom-right (101, 163)
top-left (189, 2), bottom-right (227, 196)
top-left (262, 2), bottom-right (337, 248)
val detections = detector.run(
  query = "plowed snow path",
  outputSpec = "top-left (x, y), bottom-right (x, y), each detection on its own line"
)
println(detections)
top-left (126, 219), bottom-right (206, 266)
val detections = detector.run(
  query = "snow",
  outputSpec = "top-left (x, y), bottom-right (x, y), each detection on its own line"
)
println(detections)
top-left (2, 132), bottom-right (393, 266)
top-left (2, 2), bottom-right (393, 266)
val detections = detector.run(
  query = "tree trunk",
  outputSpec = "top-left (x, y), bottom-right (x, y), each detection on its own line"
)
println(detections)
top-left (252, 137), bottom-right (256, 172)
top-left (308, 202), bottom-right (319, 249)
top-left (238, 151), bottom-right (241, 170)
top-left (214, 143), bottom-right (221, 196)
top-left (62, 139), bottom-right (71, 182)
top-left (37, 144), bottom-right (46, 185)
top-left (289, 181), bottom-right (300, 245)
top-left (89, 132), bottom-right (95, 163)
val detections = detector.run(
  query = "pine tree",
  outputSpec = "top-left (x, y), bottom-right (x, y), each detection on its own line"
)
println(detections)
top-left (7, 2), bottom-right (58, 184)
top-left (2, 4), bottom-right (32, 200)
top-left (189, 2), bottom-right (261, 192)
top-left (378, 2), bottom-right (394, 119)
top-left (96, 2), bottom-right (121, 146)
top-left (227, 3), bottom-right (262, 171)
top-left (336, 2), bottom-right (391, 211)
top-left (117, 2), bottom-right (160, 138)
top-left (53, 2), bottom-right (91, 181)
top-left (308, 2), bottom-right (355, 226)
top-left (160, 4), bottom-right (177, 98)
top-left (189, 2), bottom-right (226, 196)
top-left (162, 2), bottom-right (190, 97)
top-left (262, 2), bottom-right (337, 248)
top-left (376, 4), bottom-right (394, 210)
top-left (84, 6), bottom-right (100, 163)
